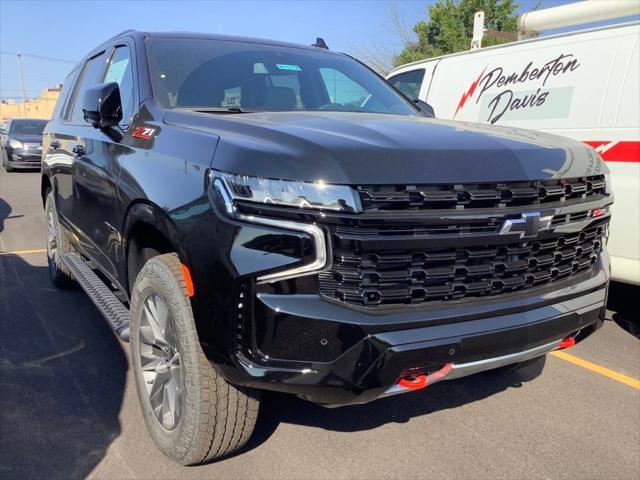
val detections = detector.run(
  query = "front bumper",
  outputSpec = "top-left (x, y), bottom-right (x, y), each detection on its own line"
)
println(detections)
top-left (217, 258), bottom-right (608, 406)
top-left (7, 149), bottom-right (42, 167)
top-left (189, 179), bottom-right (610, 406)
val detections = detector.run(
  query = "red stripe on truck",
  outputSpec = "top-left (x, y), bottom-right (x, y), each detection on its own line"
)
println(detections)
top-left (583, 141), bottom-right (640, 163)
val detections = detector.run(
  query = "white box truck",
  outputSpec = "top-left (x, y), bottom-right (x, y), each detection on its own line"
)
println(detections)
top-left (388, 2), bottom-right (640, 285)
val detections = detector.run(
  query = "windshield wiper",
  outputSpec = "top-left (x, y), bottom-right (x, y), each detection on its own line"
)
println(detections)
top-left (179, 107), bottom-right (257, 114)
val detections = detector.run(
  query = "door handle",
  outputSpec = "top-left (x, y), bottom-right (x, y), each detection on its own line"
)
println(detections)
top-left (72, 144), bottom-right (86, 156)
top-left (50, 140), bottom-right (60, 150)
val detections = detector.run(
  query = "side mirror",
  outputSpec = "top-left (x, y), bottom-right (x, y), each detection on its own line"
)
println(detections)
top-left (415, 99), bottom-right (435, 118)
top-left (82, 82), bottom-right (123, 129)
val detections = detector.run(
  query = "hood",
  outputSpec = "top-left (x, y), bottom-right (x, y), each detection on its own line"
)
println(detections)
top-left (163, 110), bottom-right (606, 184)
top-left (10, 134), bottom-right (43, 144)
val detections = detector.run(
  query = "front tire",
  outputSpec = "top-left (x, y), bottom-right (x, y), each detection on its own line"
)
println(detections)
top-left (129, 253), bottom-right (260, 465)
top-left (3, 151), bottom-right (14, 172)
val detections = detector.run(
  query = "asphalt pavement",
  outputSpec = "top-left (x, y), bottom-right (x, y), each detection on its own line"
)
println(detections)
top-left (1, 168), bottom-right (639, 480)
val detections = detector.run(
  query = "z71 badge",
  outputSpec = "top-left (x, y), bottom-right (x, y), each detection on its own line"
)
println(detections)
top-left (132, 126), bottom-right (156, 139)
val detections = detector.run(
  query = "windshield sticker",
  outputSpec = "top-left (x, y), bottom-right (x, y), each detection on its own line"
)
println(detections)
top-left (222, 87), bottom-right (241, 107)
top-left (276, 64), bottom-right (302, 72)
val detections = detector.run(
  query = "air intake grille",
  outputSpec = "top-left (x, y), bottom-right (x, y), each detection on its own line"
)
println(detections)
top-left (318, 221), bottom-right (607, 307)
top-left (358, 176), bottom-right (606, 211)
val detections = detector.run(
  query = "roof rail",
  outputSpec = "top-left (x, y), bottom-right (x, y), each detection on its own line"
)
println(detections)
top-left (105, 29), bottom-right (136, 42)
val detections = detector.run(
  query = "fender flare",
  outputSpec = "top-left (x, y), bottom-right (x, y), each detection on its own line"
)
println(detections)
top-left (40, 169), bottom-right (53, 206)
top-left (121, 201), bottom-right (191, 294)
top-left (122, 200), bottom-right (185, 254)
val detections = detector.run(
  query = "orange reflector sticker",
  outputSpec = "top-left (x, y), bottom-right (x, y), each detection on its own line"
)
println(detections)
top-left (181, 263), bottom-right (195, 297)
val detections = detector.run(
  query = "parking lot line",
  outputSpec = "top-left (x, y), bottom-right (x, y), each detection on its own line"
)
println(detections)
top-left (551, 350), bottom-right (640, 389)
top-left (0, 248), bottom-right (47, 256)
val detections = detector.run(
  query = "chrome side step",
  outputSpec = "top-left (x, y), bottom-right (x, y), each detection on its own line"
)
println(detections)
top-left (60, 252), bottom-right (130, 342)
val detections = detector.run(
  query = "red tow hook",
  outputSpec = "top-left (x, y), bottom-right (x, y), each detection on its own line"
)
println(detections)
top-left (558, 336), bottom-right (576, 349)
top-left (397, 363), bottom-right (453, 391)
top-left (398, 375), bottom-right (428, 390)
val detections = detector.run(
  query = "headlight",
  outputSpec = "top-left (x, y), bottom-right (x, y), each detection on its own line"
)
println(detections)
top-left (215, 171), bottom-right (362, 213)
top-left (209, 171), bottom-right (355, 283)
top-left (8, 139), bottom-right (23, 149)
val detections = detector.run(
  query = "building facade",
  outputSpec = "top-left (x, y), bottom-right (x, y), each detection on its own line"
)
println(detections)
top-left (0, 84), bottom-right (62, 122)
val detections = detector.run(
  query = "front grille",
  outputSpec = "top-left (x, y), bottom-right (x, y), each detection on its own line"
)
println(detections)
top-left (334, 207), bottom-right (597, 237)
top-left (319, 220), bottom-right (608, 307)
top-left (358, 175), bottom-right (606, 211)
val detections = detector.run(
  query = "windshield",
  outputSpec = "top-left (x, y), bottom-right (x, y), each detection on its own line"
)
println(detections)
top-left (9, 120), bottom-right (47, 135)
top-left (146, 38), bottom-right (419, 115)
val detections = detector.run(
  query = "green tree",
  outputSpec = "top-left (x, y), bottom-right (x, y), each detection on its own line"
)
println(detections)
top-left (394, 0), bottom-right (520, 66)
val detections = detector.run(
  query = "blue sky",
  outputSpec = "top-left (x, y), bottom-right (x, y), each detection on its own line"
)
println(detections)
top-left (0, 0), bottom-right (636, 99)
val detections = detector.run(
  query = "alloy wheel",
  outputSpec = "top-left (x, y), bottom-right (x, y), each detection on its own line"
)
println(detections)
top-left (138, 293), bottom-right (183, 430)
top-left (46, 202), bottom-right (58, 274)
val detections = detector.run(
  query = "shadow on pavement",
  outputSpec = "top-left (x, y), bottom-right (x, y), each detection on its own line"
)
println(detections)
top-left (607, 281), bottom-right (640, 339)
top-left (0, 195), bottom-right (10, 235)
top-left (0, 254), bottom-right (127, 480)
top-left (243, 355), bottom-right (546, 456)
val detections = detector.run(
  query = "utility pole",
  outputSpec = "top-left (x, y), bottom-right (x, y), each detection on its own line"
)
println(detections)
top-left (16, 52), bottom-right (27, 117)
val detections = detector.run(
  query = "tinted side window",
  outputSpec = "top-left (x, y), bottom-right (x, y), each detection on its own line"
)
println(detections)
top-left (65, 52), bottom-right (107, 124)
top-left (103, 46), bottom-right (135, 126)
top-left (388, 69), bottom-right (425, 100)
top-left (53, 68), bottom-right (81, 121)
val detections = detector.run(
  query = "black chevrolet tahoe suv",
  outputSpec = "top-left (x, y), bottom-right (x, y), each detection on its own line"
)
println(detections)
top-left (42, 30), bottom-right (612, 465)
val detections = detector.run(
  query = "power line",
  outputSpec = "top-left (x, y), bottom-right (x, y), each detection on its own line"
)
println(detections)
top-left (0, 75), bottom-right (60, 82)
top-left (0, 89), bottom-right (43, 93)
top-left (0, 51), bottom-right (76, 64)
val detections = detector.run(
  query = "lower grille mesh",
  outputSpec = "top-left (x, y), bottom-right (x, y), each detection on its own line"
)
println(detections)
top-left (319, 222), bottom-right (607, 307)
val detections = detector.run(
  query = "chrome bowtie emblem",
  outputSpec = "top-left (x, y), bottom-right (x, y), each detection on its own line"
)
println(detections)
top-left (500, 212), bottom-right (553, 238)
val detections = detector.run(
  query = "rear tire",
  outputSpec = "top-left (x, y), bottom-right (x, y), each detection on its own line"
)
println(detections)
top-left (44, 189), bottom-right (75, 288)
top-left (129, 253), bottom-right (260, 465)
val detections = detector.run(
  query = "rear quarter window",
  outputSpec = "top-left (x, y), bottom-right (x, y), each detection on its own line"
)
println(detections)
top-left (319, 68), bottom-right (369, 106)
